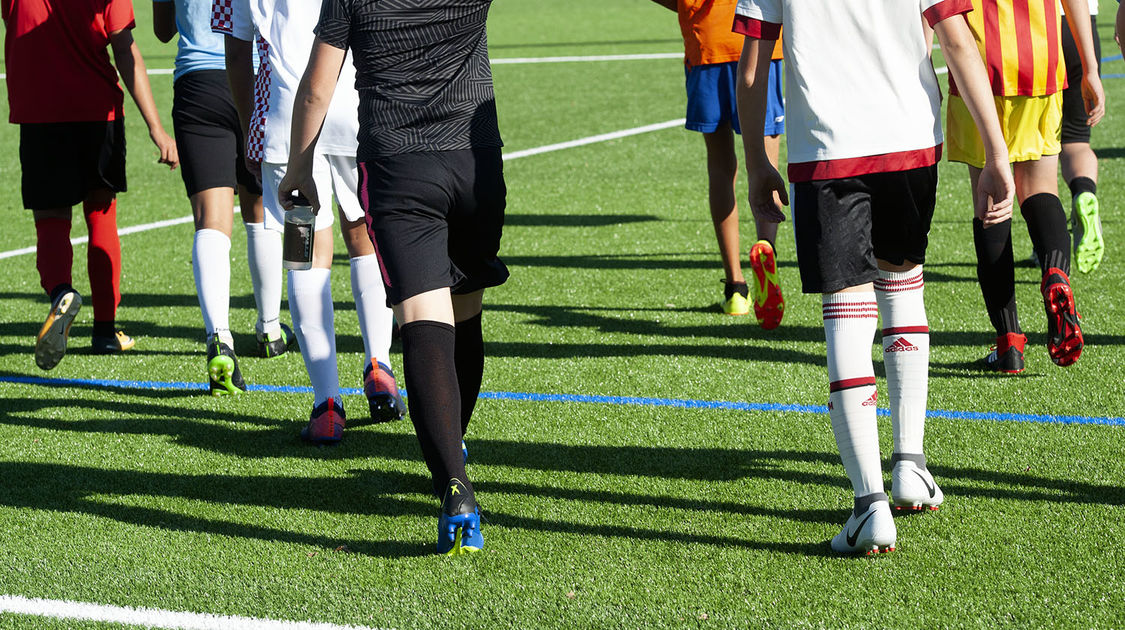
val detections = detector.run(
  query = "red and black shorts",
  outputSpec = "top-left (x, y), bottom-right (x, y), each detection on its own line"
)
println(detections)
top-left (19, 119), bottom-right (126, 210)
top-left (358, 147), bottom-right (509, 306)
top-left (791, 165), bottom-right (937, 294)
top-left (172, 69), bottom-right (261, 197)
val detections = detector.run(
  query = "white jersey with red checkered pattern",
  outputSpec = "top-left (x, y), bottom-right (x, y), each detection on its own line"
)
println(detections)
top-left (210, 0), bottom-right (358, 164)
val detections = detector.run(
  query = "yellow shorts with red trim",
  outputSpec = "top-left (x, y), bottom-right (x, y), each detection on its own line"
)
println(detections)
top-left (946, 92), bottom-right (1062, 168)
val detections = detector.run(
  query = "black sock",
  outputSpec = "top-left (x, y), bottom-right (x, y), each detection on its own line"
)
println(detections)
top-left (92, 320), bottom-right (115, 338)
top-left (973, 218), bottom-right (1021, 335)
top-left (49, 283), bottom-right (75, 305)
top-left (1020, 192), bottom-right (1070, 275)
top-left (454, 312), bottom-right (484, 437)
top-left (1067, 176), bottom-right (1097, 199)
top-left (400, 320), bottom-right (469, 497)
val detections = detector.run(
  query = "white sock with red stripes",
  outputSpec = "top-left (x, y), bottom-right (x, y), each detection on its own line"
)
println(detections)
top-left (875, 266), bottom-right (929, 456)
top-left (823, 291), bottom-right (883, 498)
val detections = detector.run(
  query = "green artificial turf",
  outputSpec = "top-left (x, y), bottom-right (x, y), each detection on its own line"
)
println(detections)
top-left (0, 1), bottom-right (1122, 628)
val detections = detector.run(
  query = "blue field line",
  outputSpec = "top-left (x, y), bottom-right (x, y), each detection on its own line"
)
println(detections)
top-left (2, 374), bottom-right (1122, 427)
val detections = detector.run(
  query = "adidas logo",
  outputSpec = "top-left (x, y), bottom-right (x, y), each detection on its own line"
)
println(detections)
top-left (862, 391), bottom-right (878, 407)
top-left (886, 338), bottom-right (919, 353)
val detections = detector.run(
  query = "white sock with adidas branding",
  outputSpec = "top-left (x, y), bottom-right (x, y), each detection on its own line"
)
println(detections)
top-left (874, 267), bottom-right (929, 456)
top-left (823, 291), bottom-right (883, 499)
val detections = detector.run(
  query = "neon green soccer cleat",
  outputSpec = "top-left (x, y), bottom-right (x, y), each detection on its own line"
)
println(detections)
top-left (1072, 192), bottom-right (1104, 273)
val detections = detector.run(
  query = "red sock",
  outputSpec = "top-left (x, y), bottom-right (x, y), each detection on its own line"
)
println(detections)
top-left (34, 217), bottom-right (73, 297)
top-left (84, 194), bottom-right (122, 324)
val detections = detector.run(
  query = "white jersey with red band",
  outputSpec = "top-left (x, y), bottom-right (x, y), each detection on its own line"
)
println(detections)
top-left (211, 0), bottom-right (359, 163)
top-left (734, 0), bottom-right (972, 182)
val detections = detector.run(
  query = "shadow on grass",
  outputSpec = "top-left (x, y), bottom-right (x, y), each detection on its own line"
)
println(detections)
top-left (504, 213), bottom-right (661, 227)
top-left (1, 385), bottom-right (1122, 558)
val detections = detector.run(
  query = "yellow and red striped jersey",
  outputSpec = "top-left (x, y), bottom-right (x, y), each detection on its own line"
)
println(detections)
top-left (963, 0), bottom-right (1067, 97)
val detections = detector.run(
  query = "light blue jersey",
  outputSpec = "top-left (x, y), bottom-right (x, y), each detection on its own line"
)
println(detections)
top-left (155, 0), bottom-right (256, 81)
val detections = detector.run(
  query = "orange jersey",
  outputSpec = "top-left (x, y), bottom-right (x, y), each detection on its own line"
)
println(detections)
top-left (963, 0), bottom-right (1067, 96)
top-left (678, 0), bottom-right (744, 66)
top-left (677, 0), bottom-right (782, 66)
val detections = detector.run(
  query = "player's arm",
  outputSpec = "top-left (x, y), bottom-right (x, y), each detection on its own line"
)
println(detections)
top-left (1060, 0), bottom-right (1105, 126)
top-left (277, 38), bottom-right (347, 214)
top-left (109, 28), bottom-right (179, 169)
top-left (152, 1), bottom-right (177, 43)
top-left (648, 0), bottom-right (677, 11)
top-left (735, 35), bottom-right (787, 222)
top-left (933, 14), bottom-right (1014, 226)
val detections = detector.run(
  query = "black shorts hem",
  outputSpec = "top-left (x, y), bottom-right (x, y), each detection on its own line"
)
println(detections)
top-left (19, 119), bottom-right (127, 209)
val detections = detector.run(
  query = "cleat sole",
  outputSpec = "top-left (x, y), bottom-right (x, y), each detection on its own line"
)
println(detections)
top-left (208, 355), bottom-right (240, 397)
top-left (35, 292), bottom-right (81, 371)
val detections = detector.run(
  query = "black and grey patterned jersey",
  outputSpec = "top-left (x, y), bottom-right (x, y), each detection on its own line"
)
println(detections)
top-left (315, 0), bottom-right (503, 160)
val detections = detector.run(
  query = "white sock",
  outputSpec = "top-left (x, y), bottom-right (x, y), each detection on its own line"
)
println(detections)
top-left (350, 254), bottom-right (393, 368)
top-left (823, 292), bottom-right (883, 498)
top-left (875, 267), bottom-right (929, 456)
top-left (244, 222), bottom-right (282, 339)
top-left (192, 229), bottom-right (233, 346)
top-left (288, 266), bottom-right (339, 405)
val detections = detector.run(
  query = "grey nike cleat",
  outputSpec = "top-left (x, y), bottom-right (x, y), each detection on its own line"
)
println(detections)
top-left (891, 453), bottom-right (944, 512)
top-left (831, 493), bottom-right (896, 556)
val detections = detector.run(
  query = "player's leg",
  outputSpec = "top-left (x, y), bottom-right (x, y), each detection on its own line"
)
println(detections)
top-left (266, 159), bottom-right (346, 443)
top-left (172, 69), bottom-right (255, 393)
top-left (330, 155), bottom-right (403, 423)
top-left (242, 182), bottom-right (290, 358)
top-left (747, 58), bottom-right (786, 329)
top-left (703, 125), bottom-right (746, 315)
top-left (792, 175), bottom-right (894, 555)
top-left (1014, 155), bottom-right (1084, 366)
top-left (868, 166), bottom-right (943, 512)
top-left (1060, 13), bottom-right (1104, 273)
top-left (969, 164), bottom-right (1026, 372)
top-left (687, 62), bottom-right (747, 314)
top-left (23, 122), bottom-right (95, 369)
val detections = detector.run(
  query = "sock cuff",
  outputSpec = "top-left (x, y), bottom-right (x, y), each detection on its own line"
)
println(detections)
top-left (400, 320), bottom-right (456, 336)
top-left (1068, 176), bottom-right (1097, 198)
top-left (289, 267), bottom-right (332, 282)
top-left (854, 492), bottom-right (888, 516)
top-left (890, 453), bottom-right (927, 470)
top-left (456, 311), bottom-right (483, 328)
top-left (244, 222), bottom-right (267, 233)
top-left (822, 292), bottom-right (877, 324)
top-left (874, 267), bottom-right (923, 293)
top-left (1019, 192), bottom-right (1063, 215)
top-left (195, 228), bottom-right (232, 244)
top-left (349, 253), bottom-right (379, 267)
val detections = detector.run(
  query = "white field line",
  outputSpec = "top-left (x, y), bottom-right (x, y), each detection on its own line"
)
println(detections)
top-left (0, 595), bottom-right (388, 630)
top-left (0, 53), bottom-right (682, 80)
top-left (0, 119), bottom-right (684, 260)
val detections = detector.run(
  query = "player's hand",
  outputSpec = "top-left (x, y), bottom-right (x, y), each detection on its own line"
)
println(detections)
top-left (975, 160), bottom-right (1015, 228)
top-left (1082, 72), bottom-right (1105, 127)
top-left (747, 164), bottom-right (788, 224)
top-left (277, 168), bottom-right (321, 214)
top-left (150, 129), bottom-right (178, 170)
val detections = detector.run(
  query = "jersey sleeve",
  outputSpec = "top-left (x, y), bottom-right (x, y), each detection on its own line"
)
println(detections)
top-left (733, 0), bottom-right (782, 39)
top-left (920, 0), bottom-right (972, 27)
top-left (211, 0), bottom-right (253, 40)
top-left (315, 0), bottom-right (351, 50)
top-left (104, 0), bottom-right (136, 34)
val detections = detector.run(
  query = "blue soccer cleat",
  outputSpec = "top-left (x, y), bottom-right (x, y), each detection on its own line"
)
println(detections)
top-left (436, 478), bottom-right (482, 555)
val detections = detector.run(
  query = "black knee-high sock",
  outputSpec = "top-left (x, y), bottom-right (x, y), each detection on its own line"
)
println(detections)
top-left (400, 320), bottom-right (470, 497)
top-left (1020, 192), bottom-right (1070, 274)
top-left (454, 312), bottom-right (484, 437)
top-left (1067, 176), bottom-right (1097, 199)
top-left (973, 218), bottom-right (1021, 335)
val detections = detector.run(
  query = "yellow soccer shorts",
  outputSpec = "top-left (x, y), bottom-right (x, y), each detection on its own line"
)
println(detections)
top-left (946, 92), bottom-right (1062, 167)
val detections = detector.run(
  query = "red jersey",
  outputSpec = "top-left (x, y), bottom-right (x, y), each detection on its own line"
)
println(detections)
top-left (3, 0), bottom-right (135, 123)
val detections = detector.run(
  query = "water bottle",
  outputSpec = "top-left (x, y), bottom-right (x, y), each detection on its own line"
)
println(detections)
top-left (282, 193), bottom-right (315, 271)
